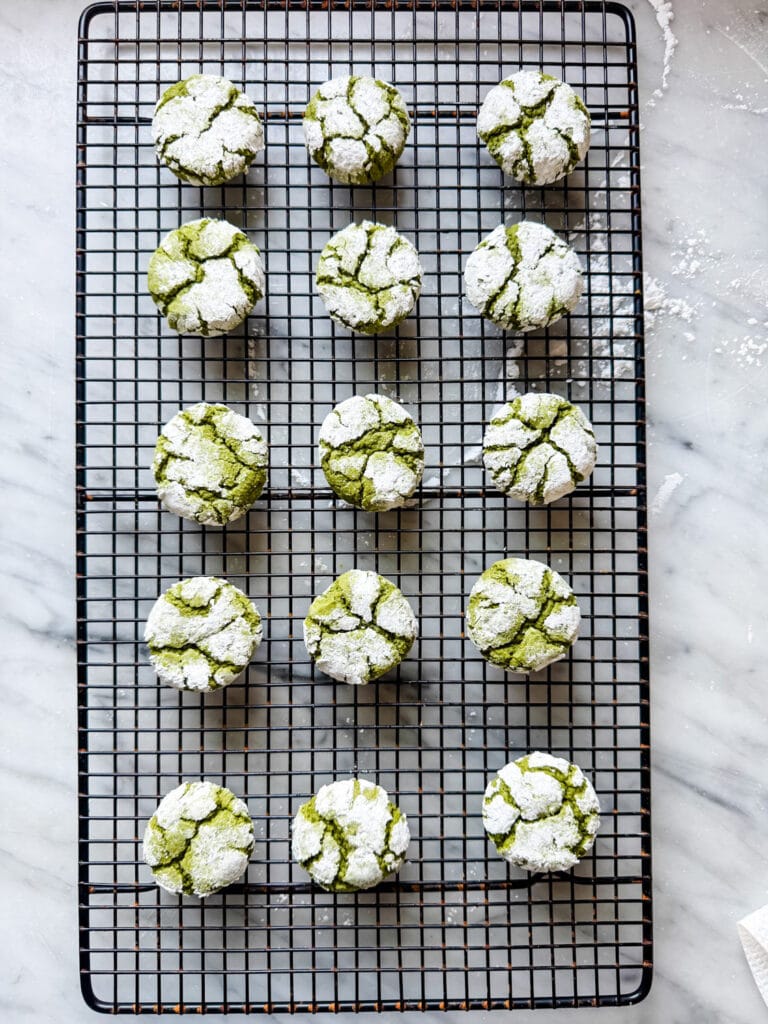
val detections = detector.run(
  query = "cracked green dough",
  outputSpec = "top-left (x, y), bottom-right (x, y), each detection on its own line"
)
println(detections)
top-left (152, 74), bottom-right (265, 186)
top-left (144, 576), bottom-right (262, 692)
top-left (466, 557), bottom-right (580, 674)
top-left (483, 392), bottom-right (597, 504)
top-left (303, 569), bottom-right (417, 685)
top-left (147, 217), bottom-right (265, 336)
top-left (303, 75), bottom-right (410, 185)
top-left (464, 220), bottom-right (583, 332)
top-left (319, 393), bottom-right (424, 511)
top-left (477, 71), bottom-right (591, 186)
top-left (143, 780), bottom-right (255, 896)
top-left (291, 778), bottom-right (410, 891)
top-left (152, 402), bottom-right (268, 525)
top-left (316, 220), bottom-right (423, 335)
top-left (482, 752), bottom-right (600, 872)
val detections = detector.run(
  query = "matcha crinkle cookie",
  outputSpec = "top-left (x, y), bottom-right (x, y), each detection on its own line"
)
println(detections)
top-left (143, 781), bottom-right (255, 897)
top-left (316, 220), bottom-right (423, 334)
top-left (145, 576), bottom-right (262, 692)
top-left (303, 75), bottom-right (410, 185)
top-left (320, 393), bottom-right (424, 511)
top-left (466, 557), bottom-right (580, 673)
top-left (152, 74), bottom-right (265, 186)
top-left (292, 778), bottom-right (410, 891)
top-left (303, 569), bottom-right (416, 685)
top-left (465, 220), bottom-right (583, 332)
top-left (148, 218), bottom-right (265, 336)
top-left (482, 752), bottom-right (600, 873)
top-left (153, 402), bottom-right (268, 525)
top-left (477, 71), bottom-right (591, 186)
top-left (483, 392), bottom-right (597, 504)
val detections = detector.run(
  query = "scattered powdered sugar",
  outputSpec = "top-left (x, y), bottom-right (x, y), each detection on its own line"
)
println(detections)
top-left (715, 333), bottom-right (768, 369)
top-left (494, 338), bottom-right (525, 402)
top-left (722, 91), bottom-right (768, 116)
top-left (650, 472), bottom-right (685, 516)
top-left (290, 467), bottom-right (311, 488)
top-left (464, 444), bottom-right (484, 467)
top-left (670, 229), bottom-right (721, 280)
top-left (643, 272), bottom-right (697, 330)
top-left (645, 1), bottom-right (678, 98)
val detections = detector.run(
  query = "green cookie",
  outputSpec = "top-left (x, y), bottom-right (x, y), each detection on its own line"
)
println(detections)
top-left (292, 778), bottom-right (410, 891)
top-left (482, 752), bottom-right (600, 873)
top-left (147, 218), bottom-right (265, 336)
top-left (466, 557), bottom-right (580, 673)
top-left (319, 393), bottom-right (424, 511)
top-left (143, 781), bottom-right (255, 897)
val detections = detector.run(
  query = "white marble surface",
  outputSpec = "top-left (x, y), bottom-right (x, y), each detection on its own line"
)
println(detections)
top-left (1, 0), bottom-right (768, 1021)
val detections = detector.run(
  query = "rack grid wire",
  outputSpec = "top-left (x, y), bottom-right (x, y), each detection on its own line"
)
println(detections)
top-left (76, 0), bottom-right (651, 1013)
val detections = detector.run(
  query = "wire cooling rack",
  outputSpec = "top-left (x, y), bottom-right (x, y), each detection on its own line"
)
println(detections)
top-left (76, 0), bottom-right (650, 1013)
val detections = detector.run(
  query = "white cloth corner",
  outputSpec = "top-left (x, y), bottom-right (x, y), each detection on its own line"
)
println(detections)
top-left (738, 905), bottom-right (768, 1007)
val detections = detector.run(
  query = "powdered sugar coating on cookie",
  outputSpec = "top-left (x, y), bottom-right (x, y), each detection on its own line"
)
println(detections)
top-left (319, 393), bottom-right (424, 511)
top-left (477, 71), bottom-right (591, 185)
top-left (483, 392), bottom-right (597, 504)
top-left (303, 75), bottom-right (410, 185)
top-left (303, 569), bottom-right (417, 685)
top-left (147, 218), bottom-right (265, 337)
top-left (143, 781), bottom-right (255, 896)
top-left (316, 220), bottom-right (423, 334)
top-left (482, 752), bottom-right (600, 873)
top-left (466, 557), bottom-right (580, 674)
top-left (144, 576), bottom-right (262, 692)
top-left (153, 74), bottom-right (264, 186)
top-left (292, 778), bottom-right (410, 891)
top-left (152, 402), bottom-right (268, 525)
top-left (464, 220), bottom-right (583, 332)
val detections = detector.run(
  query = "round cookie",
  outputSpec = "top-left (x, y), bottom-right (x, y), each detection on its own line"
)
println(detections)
top-left (466, 557), bottom-right (580, 674)
top-left (152, 402), bottom-right (268, 526)
top-left (483, 392), bottom-right (597, 504)
top-left (143, 781), bottom-right (255, 897)
top-left (477, 71), bottom-right (591, 186)
top-left (303, 75), bottom-right (410, 185)
top-left (482, 752), bottom-right (600, 873)
top-left (303, 569), bottom-right (416, 685)
top-left (147, 218), bottom-right (265, 336)
top-left (145, 576), bottom-right (262, 692)
top-left (315, 220), bottom-right (423, 335)
top-left (319, 393), bottom-right (424, 511)
top-left (464, 220), bottom-right (583, 332)
top-left (152, 74), bottom-right (265, 186)
top-left (291, 778), bottom-right (410, 891)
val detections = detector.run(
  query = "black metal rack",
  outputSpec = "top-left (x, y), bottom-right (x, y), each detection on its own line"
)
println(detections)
top-left (76, 0), bottom-right (651, 1012)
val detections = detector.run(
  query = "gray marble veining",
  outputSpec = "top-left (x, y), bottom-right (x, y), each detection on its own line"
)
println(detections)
top-left (1, 0), bottom-right (768, 1021)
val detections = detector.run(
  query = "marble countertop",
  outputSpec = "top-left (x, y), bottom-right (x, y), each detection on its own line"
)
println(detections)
top-left (2, 0), bottom-right (767, 1021)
